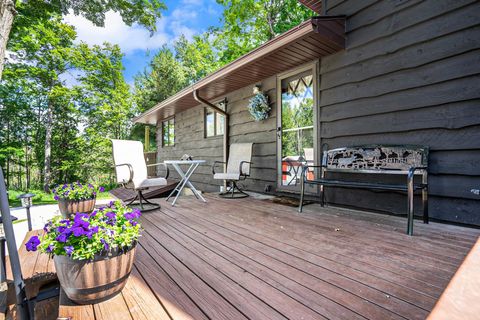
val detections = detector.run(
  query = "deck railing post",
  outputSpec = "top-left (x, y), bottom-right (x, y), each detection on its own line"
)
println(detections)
top-left (0, 166), bottom-right (30, 320)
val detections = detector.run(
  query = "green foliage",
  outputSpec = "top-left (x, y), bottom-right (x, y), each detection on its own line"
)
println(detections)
top-left (15, 0), bottom-right (166, 34)
top-left (52, 182), bottom-right (104, 201)
top-left (214, 0), bottom-right (313, 64)
top-left (1, 0), bottom-right (136, 191)
top-left (7, 189), bottom-right (58, 207)
top-left (32, 201), bottom-right (141, 260)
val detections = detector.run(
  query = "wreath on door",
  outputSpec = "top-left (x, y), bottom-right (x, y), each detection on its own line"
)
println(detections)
top-left (248, 90), bottom-right (270, 121)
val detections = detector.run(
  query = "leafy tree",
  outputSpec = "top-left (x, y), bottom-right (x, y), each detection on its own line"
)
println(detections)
top-left (214, 0), bottom-right (312, 64)
top-left (1, 1), bottom-right (136, 192)
top-left (73, 42), bottom-right (134, 182)
top-left (174, 33), bottom-right (220, 83)
top-left (0, 0), bottom-right (166, 79)
top-left (131, 46), bottom-right (189, 147)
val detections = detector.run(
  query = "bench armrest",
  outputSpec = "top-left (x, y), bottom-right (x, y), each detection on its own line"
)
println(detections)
top-left (212, 161), bottom-right (226, 175)
top-left (408, 166), bottom-right (427, 180)
top-left (239, 161), bottom-right (253, 176)
top-left (146, 162), bottom-right (169, 179)
top-left (114, 163), bottom-right (134, 184)
top-left (301, 164), bottom-right (325, 182)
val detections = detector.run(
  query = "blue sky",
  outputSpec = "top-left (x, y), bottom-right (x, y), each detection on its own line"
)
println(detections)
top-left (64, 0), bottom-right (223, 85)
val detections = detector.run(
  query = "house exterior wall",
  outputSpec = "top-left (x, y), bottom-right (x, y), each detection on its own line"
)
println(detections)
top-left (319, 0), bottom-right (480, 225)
top-left (156, 0), bottom-right (480, 225)
top-left (156, 75), bottom-right (278, 194)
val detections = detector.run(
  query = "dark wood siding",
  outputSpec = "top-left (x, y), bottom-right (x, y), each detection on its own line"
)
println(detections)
top-left (156, 0), bottom-right (480, 226)
top-left (156, 75), bottom-right (278, 194)
top-left (319, 0), bottom-right (480, 225)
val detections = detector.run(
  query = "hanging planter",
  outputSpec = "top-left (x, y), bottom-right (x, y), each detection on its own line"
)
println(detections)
top-left (25, 201), bottom-right (141, 304)
top-left (248, 86), bottom-right (270, 121)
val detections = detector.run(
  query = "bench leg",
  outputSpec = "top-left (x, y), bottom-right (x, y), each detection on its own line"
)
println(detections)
top-left (422, 171), bottom-right (429, 224)
top-left (298, 170), bottom-right (305, 213)
top-left (422, 187), bottom-right (428, 224)
top-left (407, 173), bottom-right (415, 236)
top-left (320, 185), bottom-right (325, 207)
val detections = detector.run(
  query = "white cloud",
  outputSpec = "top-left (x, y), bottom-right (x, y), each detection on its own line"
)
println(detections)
top-left (63, 6), bottom-right (206, 54)
top-left (63, 11), bottom-right (171, 54)
top-left (171, 8), bottom-right (197, 20)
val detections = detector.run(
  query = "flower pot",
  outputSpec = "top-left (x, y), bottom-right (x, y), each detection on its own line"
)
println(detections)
top-left (57, 198), bottom-right (96, 218)
top-left (53, 245), bottom-right (136, 304)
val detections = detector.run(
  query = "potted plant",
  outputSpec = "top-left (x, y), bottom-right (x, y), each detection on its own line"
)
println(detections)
top-left (53, 182), bottom-right (105, 218)
top-left (25, 201), bottom-right (141, 304)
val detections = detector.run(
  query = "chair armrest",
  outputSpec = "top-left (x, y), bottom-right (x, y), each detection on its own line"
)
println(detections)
top-left (239, 161), bottom-right (253, 176)
top-left (212, 161), bottom-right (226, 175)
top-left (114, 163), bottom-right (134, 184)
top-left (147, 162), bottom-right (169, 179)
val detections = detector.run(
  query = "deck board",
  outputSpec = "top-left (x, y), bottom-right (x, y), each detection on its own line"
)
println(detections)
top-left (58, 194), bottom-right (480, 320)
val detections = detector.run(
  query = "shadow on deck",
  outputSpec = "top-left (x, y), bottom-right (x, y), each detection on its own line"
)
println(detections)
top-left (55, 194), bottom-right (479, 319)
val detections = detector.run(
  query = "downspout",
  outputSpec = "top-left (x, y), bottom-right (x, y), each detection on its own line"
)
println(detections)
top-left (193, 90), bottom-right (229, 188)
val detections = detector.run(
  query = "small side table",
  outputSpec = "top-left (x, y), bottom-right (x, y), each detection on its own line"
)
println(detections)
top-left (165, 160), bottom-right (207, 206)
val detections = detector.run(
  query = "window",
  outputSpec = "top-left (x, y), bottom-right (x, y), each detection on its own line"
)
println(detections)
top-left (205, 107), bottom-right (225, 137)
top-left (162, 118), bottom-right (174, 147)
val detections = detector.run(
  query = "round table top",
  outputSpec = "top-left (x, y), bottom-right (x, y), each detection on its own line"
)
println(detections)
top-left (164, 159), bottom-right (206, 164)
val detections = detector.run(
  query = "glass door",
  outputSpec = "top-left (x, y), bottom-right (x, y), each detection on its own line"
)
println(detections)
top-left (277, 67), bottom-right (317, 192)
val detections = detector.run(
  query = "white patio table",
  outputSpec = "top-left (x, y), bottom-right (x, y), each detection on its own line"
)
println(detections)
top-left (164, 160), bottom-right (207, 206)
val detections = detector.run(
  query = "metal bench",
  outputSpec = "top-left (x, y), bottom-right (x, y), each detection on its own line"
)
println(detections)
top-left (298, 145), bottom-right (429, 235)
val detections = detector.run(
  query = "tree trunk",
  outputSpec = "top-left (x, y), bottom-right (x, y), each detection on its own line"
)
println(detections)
top-left (43, 104), bottom-right (53, 192)
top-left (0, 0), bottom-right (16, 80)
top-left (25, 144), bottom-right (30, 189)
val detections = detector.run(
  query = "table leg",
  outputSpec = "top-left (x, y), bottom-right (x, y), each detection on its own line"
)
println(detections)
top-left (185, 179), bottom-right (206, 202)
top-left (171, 163), bottom-right (202, 206)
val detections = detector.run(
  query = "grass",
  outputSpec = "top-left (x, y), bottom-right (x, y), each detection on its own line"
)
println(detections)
top-left (7, 189), bottom-right (112, 208)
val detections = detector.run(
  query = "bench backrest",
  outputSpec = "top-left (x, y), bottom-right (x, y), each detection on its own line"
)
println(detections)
top-left (322, 145), bottom-right (428, 174)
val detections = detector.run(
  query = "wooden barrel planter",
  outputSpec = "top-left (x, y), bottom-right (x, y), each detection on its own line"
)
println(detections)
top-left (54, 245), bottom-right (136, 304)
top-left (57, 197), bottom-right (96, 218)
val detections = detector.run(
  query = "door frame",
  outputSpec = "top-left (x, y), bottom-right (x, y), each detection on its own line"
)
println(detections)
top-left (276, 60), bottom-right (320, 193)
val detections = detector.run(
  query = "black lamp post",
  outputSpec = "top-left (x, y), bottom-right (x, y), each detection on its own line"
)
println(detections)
top-left (17, 193), bottom-right (35, 231)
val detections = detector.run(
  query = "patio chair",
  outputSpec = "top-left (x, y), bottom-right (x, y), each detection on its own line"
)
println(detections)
top-left (111, 139), bottom-right (169, 211)
top-left (212, 143), bottom-right (253, 198)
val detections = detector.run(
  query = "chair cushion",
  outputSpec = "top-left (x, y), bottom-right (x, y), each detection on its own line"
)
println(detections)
top-left (214, 173), bottom-right (241, 181)
top-left (134, 177), bottom-right (167, 189)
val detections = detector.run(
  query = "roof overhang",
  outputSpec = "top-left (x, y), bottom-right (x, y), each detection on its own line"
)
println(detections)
top-left (298, 0), bottom-right (323, 14)
top-left (134, 16), bottom-right (345, 125)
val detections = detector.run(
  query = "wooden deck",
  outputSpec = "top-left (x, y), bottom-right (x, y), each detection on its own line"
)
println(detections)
top-left (53, 194), bottom-right (478, 319)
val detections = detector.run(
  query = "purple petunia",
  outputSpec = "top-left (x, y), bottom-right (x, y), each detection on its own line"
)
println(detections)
top-left (86, 226), bottom-right (99, 239)
top-left (105, 211), bottom-right (117, 225)
top-left (25, 236), bottom-right (40, 252)
top-left (72, 227), bottom-right (86, 237)
top-left (54, 195), bottom-right (59, 201)
top-left (100, 239), bottom-right (109, 251)
top-left (56, 232), bottom-right (70, 243)
top-left (99, 186), bottom-right (105, 192)
top-left (64, 246), bottom-right (74, 256)
top-left (43, 221), bottom-right (52, 233)
top-left (105, 228), bottom-right (115, 237)
top-left (124, 209), bottom-right (141, 221)
top-left (46, 244), bottom-right (54, 253)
